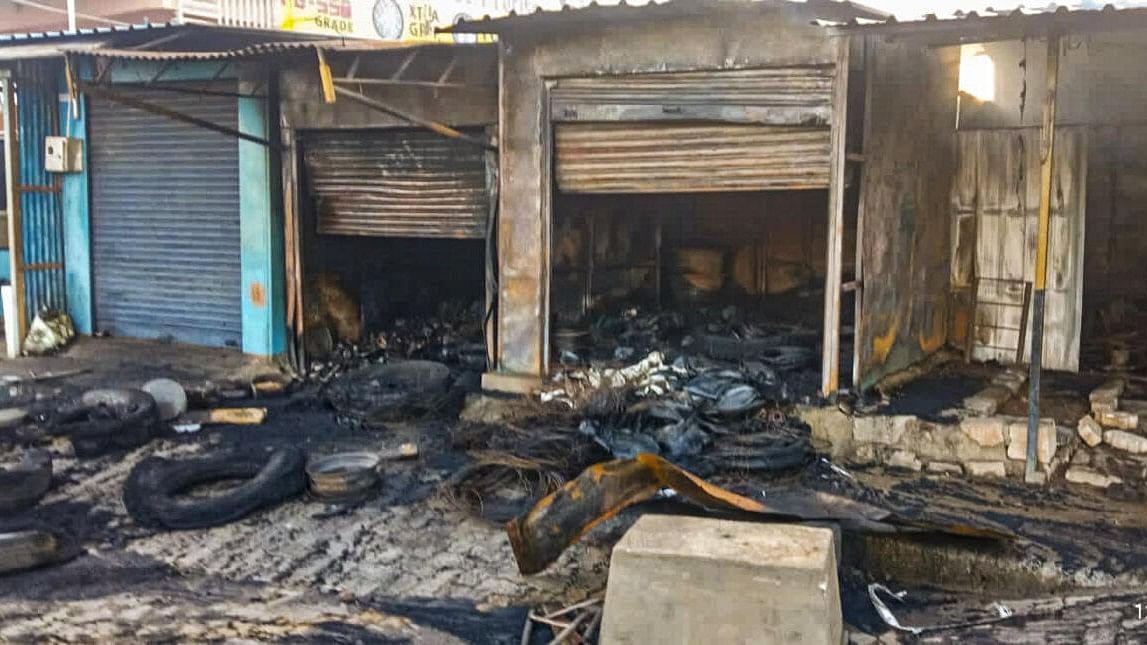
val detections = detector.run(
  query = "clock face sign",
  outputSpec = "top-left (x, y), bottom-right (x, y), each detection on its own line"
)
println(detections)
top-left (452, 13), bottom-right (478, 43)
top-left (372, 0), bottom-right (405, 39)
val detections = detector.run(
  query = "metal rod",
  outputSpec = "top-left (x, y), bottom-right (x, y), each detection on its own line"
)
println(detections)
top-left (1016, 281), bottom-right (1033, 364)
top-left (79, 83), bottom-right (274, 148)
top-left (331, 84), bottom-right (495, 150)
top-left (331, 77), bottom-right (486, 89)
top-left (1027, 33), bottom-right (1061, 482)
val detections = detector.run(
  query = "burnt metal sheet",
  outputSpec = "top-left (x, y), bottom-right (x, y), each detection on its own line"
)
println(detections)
top-left (89, 86), bottom-right (242, 348)
top-left (551, 67), bottom-right (834, 126)
top-left (554, 122), bottom-right (831, 193)
top-left (856, 39), bottom-right (959, 389)
top-left (302, 129), bottom-right (489, 239)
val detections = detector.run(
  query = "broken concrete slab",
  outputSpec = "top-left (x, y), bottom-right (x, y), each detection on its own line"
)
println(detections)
top-left (852, 415), bottom-right (916, 445)
top-left (963, 385), bottom-right (1013, 416)
top-left (1065, 467), bottom-right (1122, 488)
top-left (1090, 378), bottom-right (1126, 404)
top-left (1096, 410), bottom-right (1139, 430)
top-left (888, 450), bottom-right (923, 471)
top-left (1078, 416), bottom-right (1104, 448)
top-left (1006, 420), bottom-right (1057, 464)
top-left (600, 516), bottom-right (841, 645)
top-left (926, 461), bottom-right (964, 475)
top-left (966, 461), bottom-right (1007, 478)
top-left (961, 417), bottom-right (1006, 448)
top-left (1103, 430), bottom-right (1147, 455)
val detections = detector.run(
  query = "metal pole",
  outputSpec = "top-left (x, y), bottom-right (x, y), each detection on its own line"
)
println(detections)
top-left (1026, 33), bottom-right (1061, 481)
top-left (331, 85), bottom-right (496, 151)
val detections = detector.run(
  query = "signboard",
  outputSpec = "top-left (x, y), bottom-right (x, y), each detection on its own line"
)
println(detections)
top-left (276, 0), bottom-right (560, 41)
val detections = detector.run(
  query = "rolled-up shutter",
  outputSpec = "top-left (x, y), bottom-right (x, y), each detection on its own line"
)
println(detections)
top-left (89, 88), bottom-right (242, 348)
top-left (302, 129), bottom-right (489, 239)
top-left (551, 68), bottom-right (833, 194)
top-left (555, 123), bottom-right (831, 193)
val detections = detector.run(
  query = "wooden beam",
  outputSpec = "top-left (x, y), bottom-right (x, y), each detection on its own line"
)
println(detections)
top-left (331, 85), bottom-right (495, 151)
top-left (316, 48), bottom-right (336, 104)
top-left (853, 35), bottom-right (874, 389)
top-left (1026, 34), bottom-right (1061, 481)
top-left (2, 77), bottom-right (28, 344)
top-left (821, 37), bottom-right (850, 396)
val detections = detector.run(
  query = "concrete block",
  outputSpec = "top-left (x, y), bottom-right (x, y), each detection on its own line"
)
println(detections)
top-left (1091, 400), bottom-right (1117, 415)
top-left (1103, 430), bottom-right (1147, 455)
top-left (1096, 410), bottom-right (1139, 430)
top-left (966, 461), bottom-right (1007, 478)
top-left (888, 450), bottom-right (923, 471)
top-left (601, 516), bottom-right (841, 645)
top-left (960, 417), bottom-right (1006, 448)
top-left (850, 444), bottom-right (880, 466)
top-left (1077, 415), bottom-right (1104, 448)
top-left (481, 372), bottom-right (542, 395)
top-left (797, 405), bottom-right (853, 459)
top-left (1065, 467), bottom-right (1122, 489)
top-left (1006, 420), bottom-right (1057, 464)
top-left (926, 461), bottom-right (963, 475)
top-left (963, 385), bottom-right (1013, 416)
top-left (1024, 469), bottom-right (1047, 485)
top-left (852, 415), bottom-right (917, 446)
top-left (1090, 378), bottom-right (1126, 403)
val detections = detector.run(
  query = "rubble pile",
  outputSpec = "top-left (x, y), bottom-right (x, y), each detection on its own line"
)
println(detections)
top-left (306, 299), bottom-right (486, 382)
top-left (545, 350), bottom-right (814, 477)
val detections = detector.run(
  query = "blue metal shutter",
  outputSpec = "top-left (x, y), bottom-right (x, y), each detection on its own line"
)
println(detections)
top-left (89, 88), bottom-right (242, 347)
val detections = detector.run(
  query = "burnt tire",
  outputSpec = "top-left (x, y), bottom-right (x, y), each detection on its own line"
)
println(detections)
top-left (123, 447), bottom-right (306, 530)
top-left (0, 450), bottom-right (52, 514)
top-left (0, 521), bottom-right (81, 576)
top-left (53, 389), bottom-right (159, 458)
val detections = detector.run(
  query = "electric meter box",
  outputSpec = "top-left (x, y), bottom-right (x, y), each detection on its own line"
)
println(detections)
top-left (44, 136), bottom-right (83, 173)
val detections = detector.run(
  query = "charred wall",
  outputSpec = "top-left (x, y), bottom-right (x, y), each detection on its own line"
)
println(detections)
top-left (856, 40), bottom-right (960, 389)
top-left (279, 46), bottom-right (497, 130)
top-left (497, 7), bottom-right (839, 376)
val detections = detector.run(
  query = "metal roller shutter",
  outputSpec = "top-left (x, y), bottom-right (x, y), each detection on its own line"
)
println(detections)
top-left (555, 123), bottom-right (831, 193)
top-left (302, 129), bottom-right (489, 239)
top-left (550, 67), bottom-right (834, 126)
top-left (89, 88), bottom-right (242, 347)
top-left (551, 68), bottom-right (834, 194)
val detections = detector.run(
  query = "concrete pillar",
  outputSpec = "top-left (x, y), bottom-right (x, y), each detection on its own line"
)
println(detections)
top-left (601, 515), bottom-right (842, 645)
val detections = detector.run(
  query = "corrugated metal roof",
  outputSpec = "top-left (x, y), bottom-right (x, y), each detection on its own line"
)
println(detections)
top-left (444, 0), bottom-right (889, 34)
top-left (0, 21), bottom-right (180, 43)
top-left (60, 39), bottom-right (481, 61)
top-left (827, 2), bottom-right (1147, 37)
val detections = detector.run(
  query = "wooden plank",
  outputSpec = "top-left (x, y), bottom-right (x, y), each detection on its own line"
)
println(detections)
top-left (2, 77), bottom-right (27, 344)
top-left (821, 37), bottom-right (849, 396)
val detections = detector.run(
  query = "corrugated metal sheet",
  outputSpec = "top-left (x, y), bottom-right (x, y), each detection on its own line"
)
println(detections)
top-left (554, 122), bottom-right (830, 193)
top-left (89, 86), bottom-right (242, 347)
top-left (302, 129), bottom-right (489, 239)
top-left (551, 67), bottom-right (833, 126)
top-left (16, 60), bottom-right (67, 324)
top-left (446, 0), bottom-right (888, 33)
top-left (958, 127), bottom-right (1087, 371)
top-left (59, 39), bottom-right (454, 61)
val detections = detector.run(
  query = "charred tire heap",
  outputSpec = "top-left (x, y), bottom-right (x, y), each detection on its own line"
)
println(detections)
top-left (0, 450), bottom-right (52, 514)
top-left (325, 360), bottom-right (453, 424)
top-left (53, 389), bottom-right (160, 458)
top-left (123, 447), bottom-right (306, 530)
